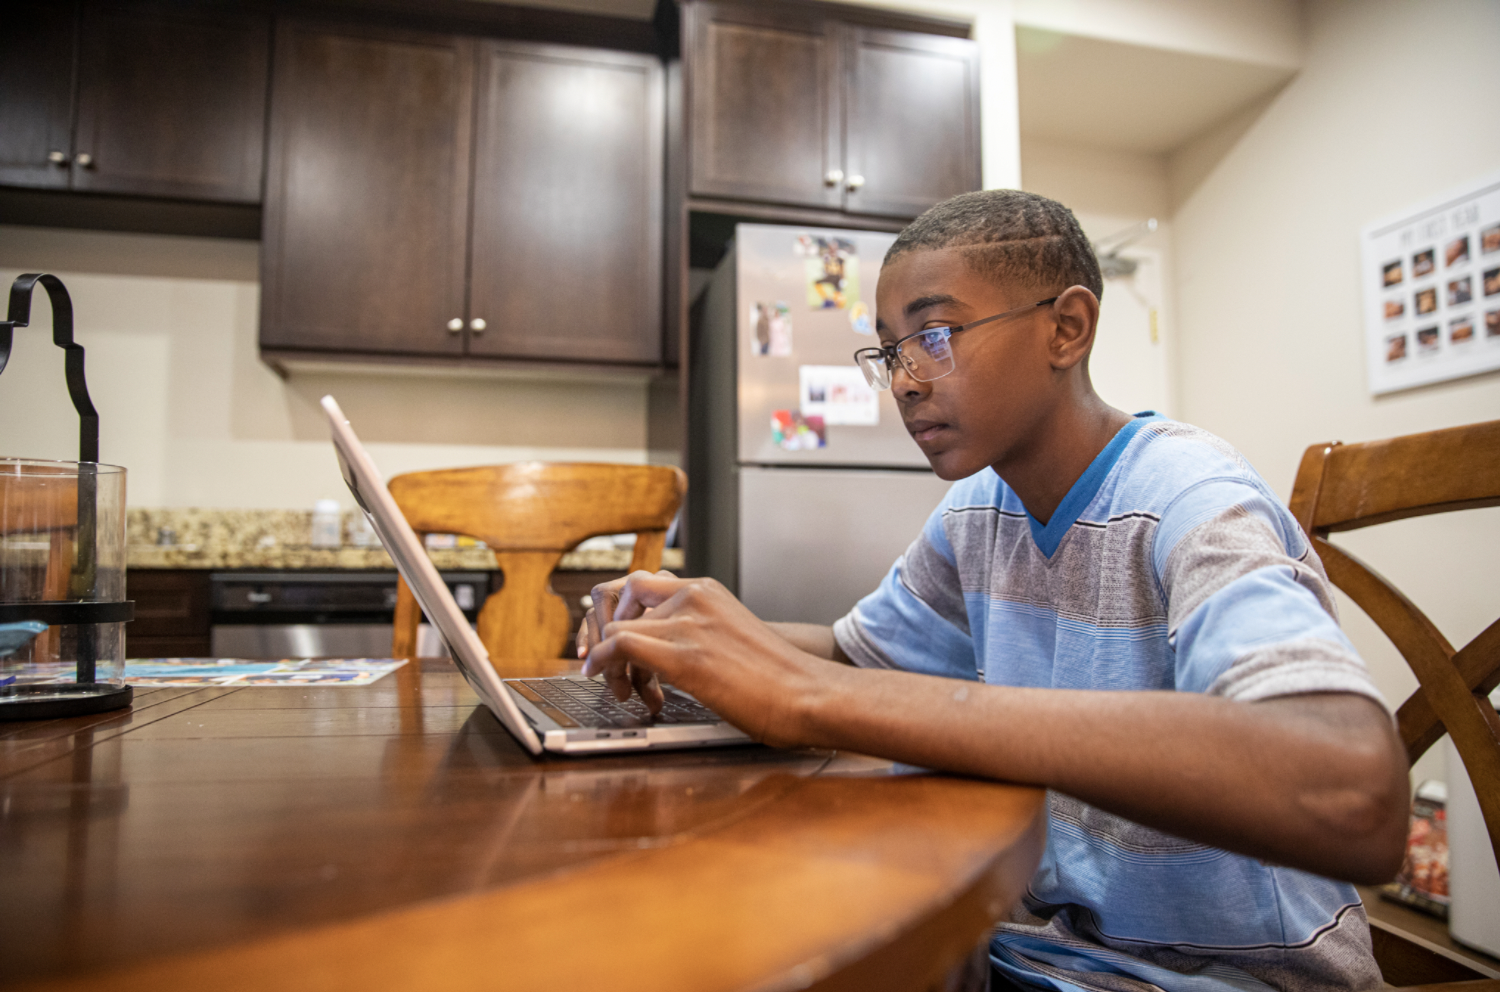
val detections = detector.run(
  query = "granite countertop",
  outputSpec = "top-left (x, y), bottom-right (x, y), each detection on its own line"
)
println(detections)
top-left (126, 508), bottom-right (682, 572)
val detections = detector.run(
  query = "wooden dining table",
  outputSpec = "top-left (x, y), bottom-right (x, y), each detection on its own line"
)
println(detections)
top-left (0, 659), bottom-right (1046, 992)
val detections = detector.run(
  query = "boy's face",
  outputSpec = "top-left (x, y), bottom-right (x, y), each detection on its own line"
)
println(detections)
top-left (873, 247), bottom-right (1062, 481)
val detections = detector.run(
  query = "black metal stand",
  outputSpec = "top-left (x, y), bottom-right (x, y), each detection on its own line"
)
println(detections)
top-left (0, 273), bottom-right (134, 720)
top-left (0, 684), bottom-right (133, 721)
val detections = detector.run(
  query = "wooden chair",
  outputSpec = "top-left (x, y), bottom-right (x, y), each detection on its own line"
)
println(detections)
top-left (1288, 421), bottom-right (1500, 991)
top-left (388, 462), bottom-right (686, 675)
top-left (0, 471), bottom-right (80, 666)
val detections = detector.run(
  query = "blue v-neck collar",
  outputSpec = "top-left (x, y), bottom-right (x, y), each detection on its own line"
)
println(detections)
top-left (1025, 412), bottom-right (1159, 558)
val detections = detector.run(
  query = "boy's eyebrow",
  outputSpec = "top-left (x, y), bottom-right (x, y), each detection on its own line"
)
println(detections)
top-left (903, 293), bottom-right (966, 318)
top-left (874, 294), bottom-right (970, 337)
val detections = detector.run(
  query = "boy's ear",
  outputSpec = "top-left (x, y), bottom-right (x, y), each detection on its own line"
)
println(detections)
top-left (1047, 285), bottom-right (1100, 372)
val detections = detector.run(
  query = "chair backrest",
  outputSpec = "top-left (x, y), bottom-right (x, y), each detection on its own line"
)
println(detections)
top-left (386, 462), bottom-right (686, 674)
top-left (0, 472), bottom-right (79, 545)
top-left (1288, 420), bottom-right (1500, 871)
top-left (0, 473), bottom-right (80, 665)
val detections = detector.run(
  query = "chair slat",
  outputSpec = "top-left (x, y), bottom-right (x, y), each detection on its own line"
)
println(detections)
top-left (1455, 618), bottom-right (1500, 700)
top-left (1307, 422), bottom-right (1500, 532)
top-left (1314, 539), bottom-right (1458, 758)
top-left (1391, 618), bottom-right (1500, 764)
top-left (629, 531), bottom-right (668, 574)
top-left (1317, 536), bottom-right (1500, 862)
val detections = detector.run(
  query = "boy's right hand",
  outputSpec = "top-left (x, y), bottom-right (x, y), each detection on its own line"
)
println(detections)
top-left (575, 570), bottom-right (667, 713)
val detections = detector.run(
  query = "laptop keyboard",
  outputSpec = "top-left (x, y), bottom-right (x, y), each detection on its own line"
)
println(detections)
top-left (512, 678), bottom-right (719, 729)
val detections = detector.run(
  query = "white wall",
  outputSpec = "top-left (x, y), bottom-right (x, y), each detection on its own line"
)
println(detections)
top-left (1021, 139), bottom-right (1176, 417)
top-left (0, 226), bottom-right (652, 511)
top-left (1169, 0), bottom-right (1500, 783)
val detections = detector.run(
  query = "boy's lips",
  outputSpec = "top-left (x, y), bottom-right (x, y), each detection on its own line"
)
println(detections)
top-left (906, 419), bottom-right (950, 442)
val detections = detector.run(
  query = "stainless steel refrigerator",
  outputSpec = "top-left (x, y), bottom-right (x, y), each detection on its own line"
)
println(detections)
top-left (686, 223), bottom-right (952, 624)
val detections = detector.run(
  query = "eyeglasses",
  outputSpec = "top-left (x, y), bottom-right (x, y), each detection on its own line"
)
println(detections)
top-left (853, 296), bottom-right (1058, 390)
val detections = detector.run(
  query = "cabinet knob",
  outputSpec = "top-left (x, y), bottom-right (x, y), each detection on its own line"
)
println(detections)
top-left (846, 174), bottom-right (865, 191)
top-left (74, 152), bottom-right (93, 168)
top-left (47, 150), bottom-right (68, 166)
top-left (469, 318), bottom-right (486, 334)
top-left (446, 318), bottom-right (463, 333)
top-left (824, 169), bottom-right (844, 187)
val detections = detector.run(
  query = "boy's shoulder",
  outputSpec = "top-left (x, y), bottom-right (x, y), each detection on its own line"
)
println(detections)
top-left (935, 416), bottom-right (1274, 519)
top-left (1113, 418), bottom-right (1309, 566)
top-left (1110, 417), bottom-right (1268, 511)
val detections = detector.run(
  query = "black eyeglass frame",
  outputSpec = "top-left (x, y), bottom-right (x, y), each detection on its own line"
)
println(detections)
top-left (852, 295), bottom-right (1059, 386)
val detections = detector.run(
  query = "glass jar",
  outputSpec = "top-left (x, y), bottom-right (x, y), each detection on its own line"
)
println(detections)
top-left (0, 458), bottom-right (130, 718)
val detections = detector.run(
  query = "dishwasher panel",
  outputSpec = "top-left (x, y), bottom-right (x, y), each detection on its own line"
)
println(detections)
top-left (209, 571), bottom-right (485, 659)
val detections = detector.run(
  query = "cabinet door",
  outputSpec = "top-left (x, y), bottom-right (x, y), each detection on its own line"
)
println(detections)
top-left (70, 2), bottom-right (269, 202)
top-left (468, 42), bottom-right (663, 364)
top-left (260, 22), bottom-right (471, 356)
top-left (686, 1), bottom-right (840, 210)
top-left (843, 28), bottom-right (980, 219)
top-left (0, 5), bottom-right (76, 190)
top-left (126, 569), bottom-right (211, 659)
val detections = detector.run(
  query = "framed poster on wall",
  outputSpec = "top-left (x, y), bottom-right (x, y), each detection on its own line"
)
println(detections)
top-left (1361, 169), bottom-right (1500, 395)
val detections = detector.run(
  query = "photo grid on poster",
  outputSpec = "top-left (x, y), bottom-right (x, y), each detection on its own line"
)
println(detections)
top-left (1362, 170), bottom-right (1500, 394)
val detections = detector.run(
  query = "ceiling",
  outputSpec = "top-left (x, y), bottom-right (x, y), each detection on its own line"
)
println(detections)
top-left (1015, 26), bottom-right (1295, 154)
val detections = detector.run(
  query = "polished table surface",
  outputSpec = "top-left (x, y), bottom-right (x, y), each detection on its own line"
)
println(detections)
top-left (1, 660), bottom-right (1046, 992)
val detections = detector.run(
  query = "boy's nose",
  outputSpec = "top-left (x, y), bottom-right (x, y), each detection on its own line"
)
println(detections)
top-left (891, 363), bottom-right (930, 401)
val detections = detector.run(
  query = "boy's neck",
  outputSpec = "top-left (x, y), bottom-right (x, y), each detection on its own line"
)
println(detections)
top-left (993, 392), bottom-right (1133, 526)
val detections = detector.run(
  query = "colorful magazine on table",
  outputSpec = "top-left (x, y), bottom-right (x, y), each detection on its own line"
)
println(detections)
top-left (17, 658), bottom-right (408, 687)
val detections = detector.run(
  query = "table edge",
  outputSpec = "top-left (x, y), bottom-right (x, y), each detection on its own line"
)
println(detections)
top-left (15, 774), bottom-right (1047, 992)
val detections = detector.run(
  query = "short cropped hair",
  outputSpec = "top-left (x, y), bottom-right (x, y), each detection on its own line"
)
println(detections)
top-left (885, 190), bottom-right (1103, 301)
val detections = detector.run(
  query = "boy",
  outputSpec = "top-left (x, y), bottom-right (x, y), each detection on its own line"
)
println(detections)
top-left (581, 190), bottom-right (1408, 992)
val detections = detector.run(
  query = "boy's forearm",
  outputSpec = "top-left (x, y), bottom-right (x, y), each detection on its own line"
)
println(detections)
top-left (793, 665), bottom-right (1408, 883)
top-left (767, 622), bottom-right (850, 663)
top-left (586, 574), bottom-right (1405, 884)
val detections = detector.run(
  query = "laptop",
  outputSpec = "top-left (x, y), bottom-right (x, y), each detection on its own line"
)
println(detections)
top-left (321, 394), bottom-right (752, 756)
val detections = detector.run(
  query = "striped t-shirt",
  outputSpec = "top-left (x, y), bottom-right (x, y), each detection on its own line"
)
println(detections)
top-left (832, 415), bottom-right (1386, 992)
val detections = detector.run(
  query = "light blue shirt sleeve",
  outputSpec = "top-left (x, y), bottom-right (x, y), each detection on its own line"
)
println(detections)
top-left (1154, 478), bottom-right (1383, 704)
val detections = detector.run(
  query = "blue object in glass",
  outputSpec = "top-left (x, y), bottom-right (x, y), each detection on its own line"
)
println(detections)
top-left (0, 621), bottom-right (49, 659)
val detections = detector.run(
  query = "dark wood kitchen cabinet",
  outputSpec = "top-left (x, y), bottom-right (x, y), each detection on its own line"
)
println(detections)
top-left (260, 22), bottom-right (664, 366)
top-left (467, 42), bottom-right (663, 365)
top-left (0, 2), bottom-right (269, 203)
top-left (125, 569), bottom-right (211, 659)
top-left (684, 3), bottom-right (841, 212)
top-left (682, 0), bottom-right (979, 220)
top-left (0, 7), bottom-right (76, 191)
top-left (259, 22), bottom-right (473, 357)
top-left (842, 27), bottom-right (981, 218)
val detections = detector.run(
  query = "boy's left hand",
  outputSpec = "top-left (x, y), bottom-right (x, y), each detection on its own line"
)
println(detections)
top-left (576, 571), bottom-right (666, 714)
top-left (581, 572), bottom-right (822, 745)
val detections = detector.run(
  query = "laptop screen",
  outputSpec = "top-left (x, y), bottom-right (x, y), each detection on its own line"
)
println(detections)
top-left (320, 394), bottom-right (542, 754)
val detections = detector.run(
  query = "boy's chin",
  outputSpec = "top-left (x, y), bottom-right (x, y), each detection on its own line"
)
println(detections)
top-left (924, 448), bottom-right (984, 482)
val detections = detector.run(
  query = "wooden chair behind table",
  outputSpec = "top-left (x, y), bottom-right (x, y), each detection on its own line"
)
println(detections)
top-left (387, 463), bottom-right (686, 676)
top-left (1288, 420), bottom-right (1500, 992)
top-left (0, 472), bottom-right (80, 665)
